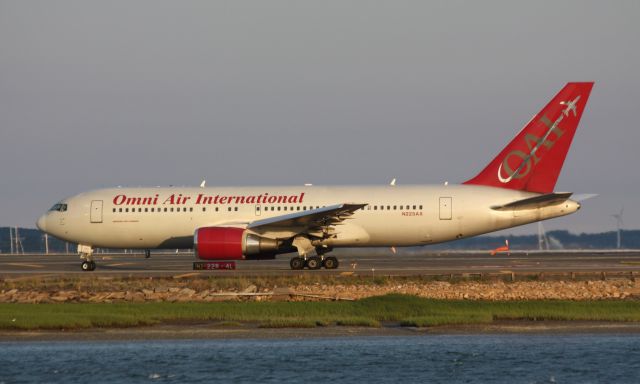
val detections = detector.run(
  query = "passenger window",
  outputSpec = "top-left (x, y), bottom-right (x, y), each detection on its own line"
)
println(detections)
top-left (234, 207), bottom-right (238, 211)
top-left (215, 207), bottom-right (219, 212)
top-left (413, 205), bottom-right (417, 210)
top-left (164, 208), bottom-right (168, 212)
top-left (284, 207), bottom-right (287, 211)
top-left (228, 207), bottom-right (232, 212)
top-left (277, 207), bottom-right (281, 211)
top-left (112, 208), bottom-right (116, 213)
top-left (393, 205), bottom-right (397, 210)
top-left (190, 207), bottom-right (193, 212)
top-left (119, 208), bottom-right (123, 212)
top-left (170, 208), bottom-right (174, 212)
top-left (297, 207), bottom-right (300, 211)
top-left (145, 208), bottom-right (148, 212)
top-left (419, 205), bottom-right (423, 210)
top-left (380, 206), bottom-right (384, 211)
top-left (125, 208), bottom-right (129, 212)
top-left (374, 206), bottom-right (377, 210)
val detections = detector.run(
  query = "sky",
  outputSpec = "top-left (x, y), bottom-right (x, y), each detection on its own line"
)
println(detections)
top-left (1, 0), bottom-right (639, 235)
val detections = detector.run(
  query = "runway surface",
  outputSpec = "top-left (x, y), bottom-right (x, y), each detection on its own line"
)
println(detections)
top-left (2, 250), bottom-right (640, 278)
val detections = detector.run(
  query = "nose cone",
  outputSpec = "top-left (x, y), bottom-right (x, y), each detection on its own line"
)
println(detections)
top-left (36, 215), bottom-right (47, 232)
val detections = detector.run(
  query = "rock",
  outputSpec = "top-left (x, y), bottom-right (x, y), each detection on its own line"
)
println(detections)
top-left (179, 288), bottom-right (196, 296)
top-left (89, 293), bottom-right (109, 302)
top-left (50, 295), bottom-right (68, 302)
top-left (108, 292), bottom-right (126, 300)
top-left (33, 293), bottom-right (50, 303)
top-left (130, 292), bottom-right (145, 302)
top-left (143, 293), bottom-right (162, 301)
top-left (243, 285), bottom-right (257, 294)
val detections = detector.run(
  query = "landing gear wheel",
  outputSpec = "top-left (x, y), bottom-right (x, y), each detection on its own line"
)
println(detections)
top-left (323, 256), bottom-right (339, 269)
top-left (306, 256), bottom-right (322, 270)
top-left (290, 257), bottom-right (306, 270)
top-left (81, 261), bottom-right (96, 271)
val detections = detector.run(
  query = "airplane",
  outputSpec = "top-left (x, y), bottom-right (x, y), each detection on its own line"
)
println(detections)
top-left (36, 82), bottom-right (594, 271)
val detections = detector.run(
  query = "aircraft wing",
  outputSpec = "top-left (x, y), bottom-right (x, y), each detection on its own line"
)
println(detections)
top-left (247, 203), bottom-right (367, 238)
top-left (491, 192), bottom-right (573, 211)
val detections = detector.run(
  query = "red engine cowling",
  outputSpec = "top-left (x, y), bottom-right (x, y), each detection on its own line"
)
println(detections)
top-left (194, 227), bottom-right (279, 260)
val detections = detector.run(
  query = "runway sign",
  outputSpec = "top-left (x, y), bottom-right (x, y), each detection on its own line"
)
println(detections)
top-left (193, 261), bottom-right (236, 270)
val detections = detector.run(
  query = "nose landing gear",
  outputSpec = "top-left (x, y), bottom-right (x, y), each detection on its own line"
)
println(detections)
top-left (78, 244), bottom-right (96, 272)
top-left (81, 260), bottom-right (96, 271)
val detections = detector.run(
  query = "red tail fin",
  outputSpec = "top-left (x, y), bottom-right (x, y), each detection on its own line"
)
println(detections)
top-left (464, 82), bottom-right (594, 193)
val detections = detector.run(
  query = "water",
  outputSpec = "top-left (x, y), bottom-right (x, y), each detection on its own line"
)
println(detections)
top-left (1, 334), bottom-right (639, 383)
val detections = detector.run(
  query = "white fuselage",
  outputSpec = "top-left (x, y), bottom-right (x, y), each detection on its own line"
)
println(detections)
top-left (37, 184), bottom-right (579, 250)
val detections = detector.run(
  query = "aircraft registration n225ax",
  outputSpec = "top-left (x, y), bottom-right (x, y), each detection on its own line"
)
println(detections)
top-left (37, 82), bottom-right (594, 271)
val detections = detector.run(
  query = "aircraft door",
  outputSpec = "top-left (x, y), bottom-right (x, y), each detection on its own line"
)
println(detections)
top-left (90, 200), bottom-right (103, 223)
top-left (439, 197), bottom-right (452, 220)
top-left (255, 204), bottom-right (262, 216)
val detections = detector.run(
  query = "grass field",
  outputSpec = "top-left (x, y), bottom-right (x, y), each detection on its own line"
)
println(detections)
top-left (1, 294), bottom-right (640, 330)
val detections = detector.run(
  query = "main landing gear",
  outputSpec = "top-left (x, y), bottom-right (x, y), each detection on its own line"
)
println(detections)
top-left (290, 236), bottom-right (338, 270)
top-left (289, 256), bottom-right (339, 270)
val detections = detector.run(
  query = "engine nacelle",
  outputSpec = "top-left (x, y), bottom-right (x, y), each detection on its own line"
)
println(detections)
top-left (194, 227), bottom-right (279, 260)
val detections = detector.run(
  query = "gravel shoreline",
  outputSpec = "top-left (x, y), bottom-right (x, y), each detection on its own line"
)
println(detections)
top-left (2, 278), bottom-right (639, 303)
top-left (3, 321), bottom-right (640, 342)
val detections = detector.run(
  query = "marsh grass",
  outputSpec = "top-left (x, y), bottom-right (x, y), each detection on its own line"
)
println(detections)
top-left (1, 294), bottom-right (639, 330)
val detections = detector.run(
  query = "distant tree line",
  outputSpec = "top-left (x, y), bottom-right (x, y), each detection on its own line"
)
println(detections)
top-left (0, 227), bottom-right (638, 253)
top-left (428, 230), bottom-right (640, 250)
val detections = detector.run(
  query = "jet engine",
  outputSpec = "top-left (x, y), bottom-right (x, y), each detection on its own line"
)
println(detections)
top-left (194, 227), bottom-right (279, 260)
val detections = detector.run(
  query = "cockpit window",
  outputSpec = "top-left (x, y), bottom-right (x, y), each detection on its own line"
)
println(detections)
top-left (49, 203), bottom-right (68, 212)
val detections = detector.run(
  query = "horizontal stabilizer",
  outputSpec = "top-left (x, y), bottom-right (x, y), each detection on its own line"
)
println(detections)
top-left (491, 192), bottom-right (573, 211)
top-left (572, 193), bottom-right (598, 202)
